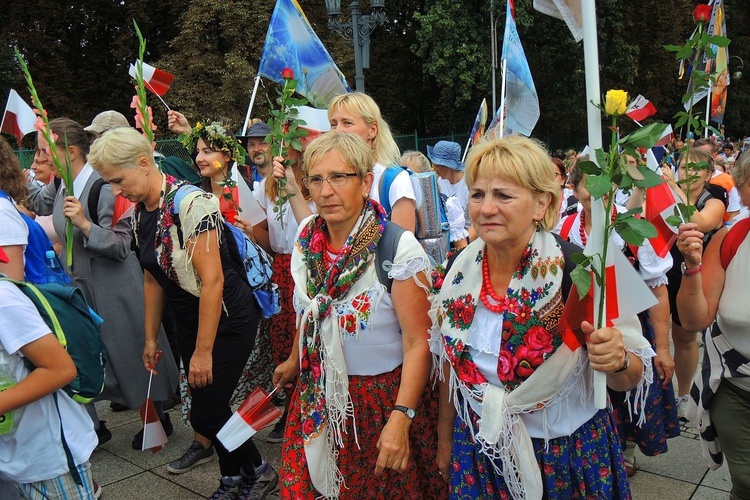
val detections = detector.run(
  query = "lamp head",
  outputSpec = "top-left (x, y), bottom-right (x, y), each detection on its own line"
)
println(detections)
top-left (371, 0), bottom-right (385, 9)
top-left (325, 0), bottom-right (341, 16)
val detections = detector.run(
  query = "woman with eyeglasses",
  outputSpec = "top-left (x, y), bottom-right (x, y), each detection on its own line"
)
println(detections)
top-left (273, 132), bottom-right (446, 499)
top-left (250, 146), bottom-right (316, 443)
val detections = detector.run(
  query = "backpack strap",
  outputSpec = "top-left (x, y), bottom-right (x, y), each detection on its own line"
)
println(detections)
top-left (378, 166), bottom-right (408, 216)
top-left (720, 218), bottom-right (750, 270)
top-left (375, 221), bottom-right (406, 294)
top-left (559, 213), bottom-right (577, 242)
top-left (87, 178), bottom-right (106, 227)
top-left (52, 391), bottom-right (83, 486)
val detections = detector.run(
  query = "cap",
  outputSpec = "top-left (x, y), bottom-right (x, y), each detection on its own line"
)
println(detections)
top-left (238, 122), bottom-right (271, 140)
top-left (85, 111), bottom-right (130, 134)
top-left (427, 141), bottom-right (464, 171)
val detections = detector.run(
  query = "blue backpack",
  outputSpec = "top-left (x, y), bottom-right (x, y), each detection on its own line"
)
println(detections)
top-left (171, 185), bottom-right (280, 318)
top-left (0, 190), bottom-right (70, 285)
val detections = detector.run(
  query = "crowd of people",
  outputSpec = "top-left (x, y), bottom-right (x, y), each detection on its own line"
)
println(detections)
top-left (0, 91), bottom-right (749, 500)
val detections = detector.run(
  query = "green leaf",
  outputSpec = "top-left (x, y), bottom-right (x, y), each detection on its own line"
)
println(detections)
top-left (570, 253), bottom-right (591, 266)
top-left (633, 167), bottom-right (664, 188)
top-left (595, 148), bottom-right (607, 170)
top-left (663, 44), bottom-right (683, 53)
top-left (627, 216), bottom-right (657, 238)
top-left (585, 173), bottom-right (612, 199)
top-left (709, 35), bottom-right (730, 47)
top-left (619, 122), bottom-right (669, 148)
top-left (577, 160), bottom-right (601, 175)
top-left (674, 113), bottom-right (689, 130)
top-left (665, 214), bottom-right (684, 227)
top-left (627, 164), bottom-right (644, 181)
top-left (571, 265), bottom-right (591, 299)
top-left (614, 221), bottom-right (645, 246)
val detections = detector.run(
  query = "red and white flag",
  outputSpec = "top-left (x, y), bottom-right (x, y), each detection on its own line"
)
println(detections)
top-left (295, 106), bottom-right (331, 148)
top-left (625, 95), bottom-right (658, 122)
top-left (140, 397), bottom-right (168, 453)
top-left (559, 197), bottom-right (658, 407)
top-left (654, 124), bottom-right (674, 147)
top-left (140, 350), bottom-right (167, 453)
top-left (1, 90), bottom-right (37, 146)
top-left (644, 150), bottom-right (680, 258)
top-left (217, 387), bottom-right (282, 452)
top-left (128, 62), bottom-right (174, 96)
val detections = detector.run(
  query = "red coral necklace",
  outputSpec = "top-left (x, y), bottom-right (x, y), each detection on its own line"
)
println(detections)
top-left (480, 253), bottom-right (506, 313)
top-left (323, 237), bottom-right (341, 269)
top-left (578, 209), bottom-right (618, 246)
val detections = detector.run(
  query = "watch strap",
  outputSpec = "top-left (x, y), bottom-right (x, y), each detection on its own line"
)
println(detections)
top-left (393, 405), bottom-right (416, 419)
top-left (682, 262), bottom-right (703, 275)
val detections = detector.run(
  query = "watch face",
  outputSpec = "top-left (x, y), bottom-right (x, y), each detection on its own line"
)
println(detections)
top-left (406, 408), bottom-right (416, 419)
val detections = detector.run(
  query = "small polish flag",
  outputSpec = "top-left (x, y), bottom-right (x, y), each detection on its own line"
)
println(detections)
top-left (128, 62), bottom-right (174, 96)
top-left (1, 90), bottom-right (37, 146)
top-left (217, 387), bottom-right (282, 452)
top-left (140, 397), bottom-right (168, 453)
top-left (654, 124), bottom-right (674, 147)
top-left (625, 95), bottom-right (658, 122)
top-left (294, 106), bottom-right (331, 148)
top-left (140, 350), bottom-right (167, 453)
top-left (644, 150), bottom-right (680, 258)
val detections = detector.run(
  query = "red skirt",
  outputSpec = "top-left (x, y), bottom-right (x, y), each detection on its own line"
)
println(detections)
top-left (270, 253), bottom-right (295, 367)
top-left (279, 365), bottom-right (447, 499)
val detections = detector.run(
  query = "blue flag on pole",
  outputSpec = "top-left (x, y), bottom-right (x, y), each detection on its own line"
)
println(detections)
top-left (489, 0), bottom-right (540, 137)
top-left (258, 0), bottom-right (351, 108)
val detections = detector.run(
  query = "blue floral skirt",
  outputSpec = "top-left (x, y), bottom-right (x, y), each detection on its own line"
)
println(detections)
top-left (450, 408), bottom-right (631, 499)
top-left (612, 312), bottom-right (680, 456)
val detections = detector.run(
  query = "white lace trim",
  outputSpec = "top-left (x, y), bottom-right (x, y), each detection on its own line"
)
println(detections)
top-left (387, 255), bottom-right (431, 281)
top-left (465, 303), bottom-right (503, 356)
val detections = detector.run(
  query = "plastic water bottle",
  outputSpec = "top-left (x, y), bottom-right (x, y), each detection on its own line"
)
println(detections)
top-left (44, 250), bottom-right (71, 285)
top-left (0, 365), bottom-right (15, 435)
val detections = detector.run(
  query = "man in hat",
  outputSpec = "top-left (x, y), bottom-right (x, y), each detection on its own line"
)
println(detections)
top-left (237, 122), bottom-right (273, 189)
top-left (84, 111), bottom-right (130, 137)
top-left (427, 140), bottom-right (469, 228)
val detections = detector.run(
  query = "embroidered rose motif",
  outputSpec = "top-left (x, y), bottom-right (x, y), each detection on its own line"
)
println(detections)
top-left (515, 345), bottom-right (544, 378)
top-left (525, 325), bottom-right (554, 354)
top-left (497, 350), bottom-right (518, 382)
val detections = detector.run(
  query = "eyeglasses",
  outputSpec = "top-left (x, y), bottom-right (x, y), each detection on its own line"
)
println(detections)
top-left (302, 172), bottom-right (359, 190)
top-left (554, 172), bottom-right (566, 179)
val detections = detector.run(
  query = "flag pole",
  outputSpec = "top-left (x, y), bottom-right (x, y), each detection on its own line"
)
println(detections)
top-left (704, 79), bottom-right (712, 138)
top-left (581, 0), bottom-right (607, 410)
top-left (241, 76), bottom-right (262, 136)
top-left (461, 136), bottom-right (472, 163)
top-left (490, 0), bottom-right (497, 113)
top-left (498, 58), bottom-right (508, 139)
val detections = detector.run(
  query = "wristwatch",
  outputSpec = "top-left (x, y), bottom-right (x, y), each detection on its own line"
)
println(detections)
top-left (393, 405), bottom-right (416, 419)
top-left (613, 351), bottom-right (630, 374)
top-left (680, 262), bottom-right (703, 275)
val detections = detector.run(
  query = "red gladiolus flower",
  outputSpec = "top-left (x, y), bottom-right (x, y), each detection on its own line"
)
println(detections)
top-left (281, 67), bottom-right (294, 80)
top-left (693, 4), bottom-right (712, 23)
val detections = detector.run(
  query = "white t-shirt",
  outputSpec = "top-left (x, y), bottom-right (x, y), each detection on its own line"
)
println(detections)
top-left (0, 281), bottom-right (97, 483)
top-left (0, 197), bottom-right (28, 249)
top-left (370, 163), bottom-right (416, 211)
top-left (712, 170), bottom-right (741, 213)
top-left (255, 178), bottom-right (317, 255)
top-left (438, 177), bottom-right (469, 228)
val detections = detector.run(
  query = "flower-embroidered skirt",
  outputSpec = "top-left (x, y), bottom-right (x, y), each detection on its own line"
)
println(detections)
top-left (450, 408), bottom-right (631, 499)
top-left (270, 253), bottom-right (295, 368)
top-left (612, 312), bottom-right (680, 456)
top-left (279, 365), bottom-right (447, 499)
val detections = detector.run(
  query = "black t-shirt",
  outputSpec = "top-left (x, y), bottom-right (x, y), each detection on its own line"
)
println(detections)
top-left (136, 207), bottom-right (258, 333)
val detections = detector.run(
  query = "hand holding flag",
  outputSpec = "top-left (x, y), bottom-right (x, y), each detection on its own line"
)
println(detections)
top-left (141, 350), bottom-right (168, 453)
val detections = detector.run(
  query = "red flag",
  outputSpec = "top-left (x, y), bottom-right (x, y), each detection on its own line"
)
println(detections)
top-left (625, 95), bottom-right (657, 122)
top-left (140, 397), bottom-right (167, 453)
top-left (128, 62), bottom-right (174, 96)
top-left (560, 266), bottom-right (619, 350)
top-left (217, 387), bottom-right (282, 452)
top-left (1, 90), bottom-right (37, 146)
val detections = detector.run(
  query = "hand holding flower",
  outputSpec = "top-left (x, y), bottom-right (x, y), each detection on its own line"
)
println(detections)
top-left (584, 322), bottom-right (627, 374)
top-left (63, 196), bottom-right (92, 234)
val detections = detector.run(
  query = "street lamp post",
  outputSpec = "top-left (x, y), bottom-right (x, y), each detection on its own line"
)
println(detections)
top-left (325, 0), bottom-right (386, 93)
top-left (729, 55), bottom-right (744, 81)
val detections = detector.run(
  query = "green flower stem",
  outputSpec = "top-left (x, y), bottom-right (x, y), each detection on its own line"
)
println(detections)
top-left (596, 115), bottom-right (618, 330)
top-left (14, 47), bottom-right (75, 267)
top-left (133, 21), bottom-right (154, 145)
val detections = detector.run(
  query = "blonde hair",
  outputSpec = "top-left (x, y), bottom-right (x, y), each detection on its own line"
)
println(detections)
top-left (465, 136), bottom-right (561, 230)
top-left (303, 132), bottom-right (374, 179)
top-left (732, 152), bottom-right (750, 188)
top-left (328, 92), bottom-right (400, 166)
top-left (400, 150), bottom-right (431, 173)
top-left (88, 127), bottom-right (156, 171)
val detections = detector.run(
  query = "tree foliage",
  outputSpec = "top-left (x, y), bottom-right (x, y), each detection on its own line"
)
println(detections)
top-left (1, 0), bottom-right (748, 150)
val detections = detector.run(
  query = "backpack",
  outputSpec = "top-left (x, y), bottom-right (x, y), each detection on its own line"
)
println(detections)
top-left (0, 190), bottom-right (70, 285)
top-left (0, 278), bottom-right (106, 404)
top-left (374, 221), bottom-right (406, 294)
top-left (171, 185), bottom-right (280, 318)
top-left (379, 167), bottom-right (451, 264)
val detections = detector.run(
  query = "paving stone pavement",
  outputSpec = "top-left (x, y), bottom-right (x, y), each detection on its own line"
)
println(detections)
top-left (86, 399), bottom-right (732, 500)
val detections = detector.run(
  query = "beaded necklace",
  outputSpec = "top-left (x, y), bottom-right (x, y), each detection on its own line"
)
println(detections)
top-left (322, 237), bottom-right (342, 269)
top-left (578, 209), bottom-right (617, 246)
top-left (480, 252), bottom-right (506, 313)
